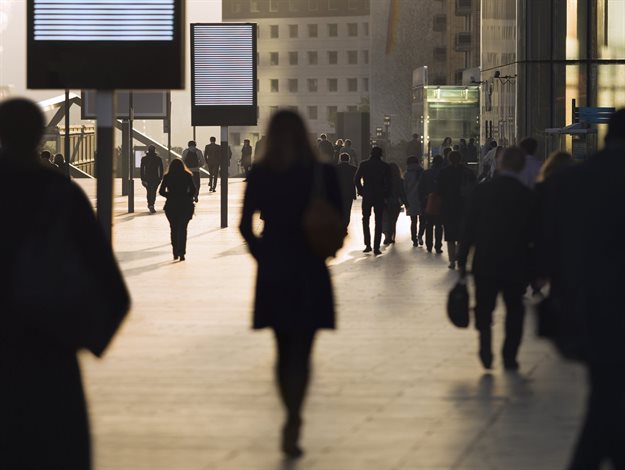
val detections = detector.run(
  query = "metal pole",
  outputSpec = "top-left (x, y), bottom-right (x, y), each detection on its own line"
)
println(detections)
top-left (121, 120), bottom-right (129, 196)
top-left (220, 126), bottom-right (228, 228)
top-left (95, 90), bottom-right (116, 241)
top-left (128, 91), bottom-right (135, 213)
top-left (193, 125), bottom-right (197, 143)
top-left (167, 91), bottom-right (172, 163)
top-left (64, 89), bottom-right (70, 178)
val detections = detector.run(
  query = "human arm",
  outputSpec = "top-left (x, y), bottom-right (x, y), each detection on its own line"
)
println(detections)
top-left (158, 177), bottom-right (168, 198)
top-left (239, 169), bottom-right (262, 259)
top-left (158, 157), bottom-right (164, 181)
top-left (354, 163), bottom-right (364, 197)
top-left (140, 157), bottom-right (146, 182)
top-left (457, 185), bottom-right (481, 275)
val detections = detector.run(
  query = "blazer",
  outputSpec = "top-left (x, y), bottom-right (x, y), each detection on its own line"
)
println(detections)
top-left (354, 157), bottom-right (390, 204)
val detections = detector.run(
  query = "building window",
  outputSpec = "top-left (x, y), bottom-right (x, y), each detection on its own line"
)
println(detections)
top-left (289, 0), bottom-right (300, 12)
top-left (347, 105), bottom-right (358, 112)
top-left (327, 78), bottom-right (338, 92)
top-left (308, 51), bottom-right (318, 65)
top-left (328, 51), bottom-right (338, 64)
top-left (348, 0), bottom-right (359, 9)
top-left (328, 0), bottom-right (338, 10)
top-left (433, 14), bottom-right (447, 32)
top-left (347, 50), bottom-right (358, 64)
top-left (362, 50), bottom-right (369, 64)
top-left (250, 0), bottom-right (260, 13)
top-left (308, 106), bottom-right (318, 120)
top-left (289, 51), bottom-right (298, 65)
top-left (327, 105), bottom-right (338, 124)
top-left (270, 52), bottom-right (279, 65)
top-left (433, 47), bottom-right (447, 62)
top-left (308, 0), bottom-right (319, 11)
top-left (308, 24), bottom-right (318, 38)
top-left (328, 24), bottom-right (338, 37)
top-left (307, 78), bottom-right (318, 92)
top-left (270, 25), bottom-right (279, 38)
top-left (347, 23), bottom-right (358, 36)
top-left (289, 24), bottom-right (298, 38)
top-left (363, 22), bottom-right (369, 36)
top-left (363, 77), bottom-right (369, 92)
top-left (269, 0), bottom-right (278, 12)
top-left (288, 79), bottom-right (298, 92)
top-left (270, 79), bottom-right (279, 92)
top-left (347, 78), bottom-right (358, 92)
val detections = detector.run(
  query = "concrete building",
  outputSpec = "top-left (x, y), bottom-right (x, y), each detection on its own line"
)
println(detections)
top-left (222, 0), bottom-right (371, 151)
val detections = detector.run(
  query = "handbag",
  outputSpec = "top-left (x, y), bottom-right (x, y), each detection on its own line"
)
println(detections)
top-left (447, 277), bottom-right (470, 328)
top-left (303, 163), bottom-right (346, 259)
top-left (425, 192), bottom-right (442, 217)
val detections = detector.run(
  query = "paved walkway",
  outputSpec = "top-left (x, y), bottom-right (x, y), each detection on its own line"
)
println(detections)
top-left (78, 179), bottom-right (587, 470)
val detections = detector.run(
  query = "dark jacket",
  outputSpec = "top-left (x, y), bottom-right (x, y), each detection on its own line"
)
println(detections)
top-left (354, 157), bottom-right (390, 204)
top-left (335, 162), bottom-right (357, 202)
top-left (405, 138), bottom-right (422, 157)
top-left (241, 144), bottom-right (252, 166)
top-left (204, 142), bottom-right (221, 168)
top-left (318, 139), bottom-right (334, 161)
top-left (404, 162), bottom-right (424, 216)
top-left (239, 163), bottom-right (342, 330)
top-left (457, 174), bottom-right (536, 283)
top-left (159, 172), bottom-right (195, 219)
top-left (1, 164), bottom-right (129, 470)
top-left (140, 152), bottom-right (164, 184)
top-left (418, 166), bottom-right (441, 205)
top-left (438, 164), bottom-right (476, 238)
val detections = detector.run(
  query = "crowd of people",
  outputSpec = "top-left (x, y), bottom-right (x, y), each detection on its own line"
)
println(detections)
top-left (1, 97), bottom-right (623, 470)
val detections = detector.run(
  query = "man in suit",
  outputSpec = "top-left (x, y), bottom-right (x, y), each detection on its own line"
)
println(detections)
top-left (140, 145), bottom-right (164, 213)
top-left (335, 152), bottom-right (358, 229)
top-left (405, 133), bottom-right (422, 158)
top-left (457, 146), bottom-right (536, 371)
top-left (318, 133), bottom-right (334, 163)
top-left (204, 137), bottom-right (221, 192)
top-left (182, 140), bottom-right (205, 202)
top-left (354, 146), bottom-right (390, 255)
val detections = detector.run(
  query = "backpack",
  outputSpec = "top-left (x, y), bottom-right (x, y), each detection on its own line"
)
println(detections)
top-left (185, 148), bottom-right (199, 168)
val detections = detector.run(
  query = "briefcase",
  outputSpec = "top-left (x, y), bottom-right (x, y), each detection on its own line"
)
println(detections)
top-left (447, 278), bottom-right (470, 328)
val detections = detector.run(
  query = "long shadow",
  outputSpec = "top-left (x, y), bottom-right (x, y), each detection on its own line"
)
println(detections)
top-left (122, 260), bottom-right (174, 278)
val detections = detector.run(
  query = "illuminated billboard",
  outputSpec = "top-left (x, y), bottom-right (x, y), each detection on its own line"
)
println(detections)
top-left (27, 0), bottom-right (184, 89)
top-left (191, 23), bottom-right (257, 126)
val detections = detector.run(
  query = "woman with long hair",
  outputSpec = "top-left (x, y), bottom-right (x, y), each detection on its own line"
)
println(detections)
top-left (537, 150), bottom-right (573, 183)
top-left (239, 110), bottom-right (342, 458)
top-left (159, 158), bottom-right (195, 261)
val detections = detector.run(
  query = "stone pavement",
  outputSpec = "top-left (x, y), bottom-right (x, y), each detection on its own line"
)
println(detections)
top-left (77, 178), bottom-right (587, 470)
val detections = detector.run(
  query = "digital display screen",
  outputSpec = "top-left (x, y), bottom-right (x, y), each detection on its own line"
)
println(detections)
top-left (33, 0), bottom-right (175, 41)
top-left (191, 23), bottom-right (257, 126)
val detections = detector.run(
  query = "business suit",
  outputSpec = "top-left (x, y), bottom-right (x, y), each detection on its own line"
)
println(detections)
top-left (354, 156), bottom-right (390, 251)
top-left (204, 142), bottom-right (221, 192)
top-left (457, 173), bottom-right (536, 369)
top-left (140, 151), bottom-right (164, 209)
top-left (335, 161), bottom-right (357, 227)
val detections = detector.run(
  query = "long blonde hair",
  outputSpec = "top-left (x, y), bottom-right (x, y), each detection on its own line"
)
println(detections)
top-left (538, 151), bottom-right (573, 182)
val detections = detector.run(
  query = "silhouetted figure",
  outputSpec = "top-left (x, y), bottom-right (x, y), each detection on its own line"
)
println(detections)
top-left (254, 135), bottom-right (266, 162)
top-left (518, 137), bottom-right (542, 188)
top-left (342, 138), bottom-right (359, 165)
top-left (467, 137), bottom-right (478, 163)
top-left (459, 138), bottom-right (469, 163)
top-left (382, 162), bottom-right (408, 245)
top-left (479, 140), bottom-right (498, 178)
top-left (53, 153), bottom-right (67, 175)
top-left (204, 136), bottom-right (221, 192)
top-left (405, 133), bottom-right (423, 158)
top-left (40, 149), bottom-right (55, 169)
top-left (404, 156), bottom-right (425, 247)
top-left (318, 133), bottom-right (334, 162)
top-left (240, 139), bottom-right (252, 177)
top-left (540, 110), bottom-right (625, 470)
top-left (336, 152), bottom-right (357, 229)
top-left (536, 151), bottom-right (573, 185)
top-left (438, 150), bottom-right (476, 269)
top-left (239, 110), bottom-right (342, 459)
top-left (435, 136), bottom-right (452, 159)
top-left (333, 138), bottom-right (344, 161)
top-left (0, 98), bottom-right (129, 470)
top-left (182, 140), bottom-right (204, 202)
top-left (457, 147), bottom-right (536, 370)
top-left (159, 159), bottom-right (195, 261)
top-left (140, 145), bottom-right (164, 213)
top-left (355, 146), bottom-right (390, 255)
top-left (418, 155), bottom-right (444, 253)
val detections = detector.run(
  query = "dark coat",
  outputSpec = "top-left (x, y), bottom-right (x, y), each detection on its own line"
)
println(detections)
top-left (140, 152), bottom-right (164, 184)
top-left (1, 163), bottom-right (129, 470)
top-left (457, 174), bottom-right (536, 283)
top-left (241, 144), bottom-right (252, 167)
top-left (335, 162), bottom-right (357, 202)
top-left (318, 139), bottom-right (334, 161)
top-left (354, 157), bottom-right (390, 204)
top-left (418, 166), bottom-right (441, 205)
top-left (159, 172), bottom-right (195, 220)
top-left (438, 164), bottom-right (476, 240)
top-left (204, 142), bottom-right (221, 168)
top-left (404, 163), bottom-right (424, 217)
top-left (405, 138), bottom-right (422, 157)
top-left (239, 163), bottom-right (342, 331)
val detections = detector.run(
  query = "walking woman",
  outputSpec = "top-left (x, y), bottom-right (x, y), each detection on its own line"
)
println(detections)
top-left (404, 156), bottom-right (425, 246)
top-left (159, 158), bottom-right (195, 261)
top-left (239, 110), bottom-right (342, 458)
top-left (382, 162), bottom-right (408, 245)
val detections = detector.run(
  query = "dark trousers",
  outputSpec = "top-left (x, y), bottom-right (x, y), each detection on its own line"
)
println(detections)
top-left (191, 172), bottom-right (200, 199)
top-left (410, 215), bottom-right (426, 243)
top-left (273, 330), bottom-right (316, 427)
top-left (474, 277), bottom-right (526, 362)
top-left (425, 216), bottom-right (443, 251)
top-left (208, 166), bottom-right (219, 191)
top-left (145, 182), bottom-right (158, 207)
top-left (342, 198), bottom-right (354, 228)
top-left (362, 200), bottom-right (384, 249)
top-left (569, 366), bottom-right (625, 470)
top-left (166, 211), bottom-right (190, 257)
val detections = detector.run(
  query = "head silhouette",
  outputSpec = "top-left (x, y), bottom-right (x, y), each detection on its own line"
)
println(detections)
top-left (167, 158), bottom-right (191, 176)
top-left (344, 139), bottom-right (352, 147)
top-left (0, 98), bottom-right (45, 154)
top-left (148, 145), bottom-right (156, 153)
top-left (431, 154), bottom-right (443, 168)
top-left (188, 140), bottom-right (196, 147)
top-left (261, 110), bottom-right (316, 171)
top-left (448, 150), bottom-right (462, 165)
top-left (53, 153), bottom-right (65, 166)
top-left (371, 146), bottom-right (383, 159)
top-left (500, 146), bottom-right (526, 173)
top-left (519, 137), bottom-right (538, 156)
top-left (41, 150), bottom-right (51, 161)
top-left (210, 136), bottom-right (216, 143)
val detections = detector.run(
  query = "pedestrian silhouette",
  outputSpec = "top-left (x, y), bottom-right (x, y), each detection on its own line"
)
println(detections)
top-left (159, 158), bottom-right (195, 261)
top-left (335, 152), bottom-right (358, 229)
top-left (0, 98), bottom-right (130, 470)
top-left (40, 149), bottom-right (55, 169)
top-left (540, 109), bottom-right (625, 470)
top-left (140, 145), bottom-right (164, 213)
top-left (355, 146), bottom-right (390, 255)
top-left (317, 133), bottom-right (334, 163)
top-left (342, 138), bottom-right (359, 165)
top-left (382, 162), bottom-right (408, 245)
top-left (404, 156), bottom-right (425, 247)
top-left (418, 154), bottom-right (444, 253)
top-left (457, 146), bottom-right (536, 370)
top-left (53, 153), bottom-right (67, 175)
top-left (239, 110), bottom-right (342, 459)
top-left (182, 140), bottom-right (204, 202)
top-left (240, 138), bottom-right (253, 177)
top-left (204, 136), bottom-right (221, 192)
top-left (405, 133), bottom-right (422, 158)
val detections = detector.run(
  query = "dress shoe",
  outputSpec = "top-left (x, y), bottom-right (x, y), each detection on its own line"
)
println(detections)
top-left (179, 255), bottom-right (186, 261)
top-left (503, 359), bottom-right (519, 371)
top-left (363, 246), bottom-right (372, 253)
top-left (374, 249), bottom-right (382, 256)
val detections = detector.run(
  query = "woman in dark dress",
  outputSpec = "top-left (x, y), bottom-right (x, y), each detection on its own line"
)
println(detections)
top-left (0, 98), bottom-right (130, 470)
top-left (239, 110), bottom-right (342, 459)
top-left (159, 159), bottom-right (195, 261)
